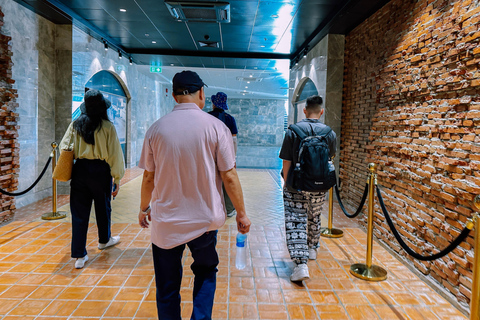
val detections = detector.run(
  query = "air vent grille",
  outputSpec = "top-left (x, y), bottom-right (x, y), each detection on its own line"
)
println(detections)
top-left (165, 1), bottom-right (230, 23)
top-left (183, 8), bottom-right (217, 20)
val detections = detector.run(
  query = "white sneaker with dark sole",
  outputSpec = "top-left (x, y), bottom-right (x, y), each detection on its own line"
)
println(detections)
top-left (75, 255), bottom-right (88, 269)
top-left (290, 263), bottom-right (309, 282)
top-left (98, 236), bottom-right (120, 250)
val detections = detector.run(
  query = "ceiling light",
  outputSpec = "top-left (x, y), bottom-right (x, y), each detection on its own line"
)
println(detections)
top-left (170, 64), bottom-right (174, 66)
top-left (145, 33), bottom-right (150, 37)
top-left (198, 40), bottom-right (219, 48)
top-left (236, 76), bottom-right (262, 82)
top-left (129, 57), bottom-right (133, 65)
top-left (249, 75), bottom-right (253, 77)
top-left (152, 41), bottom-right (156, 44)
top-left (103, 41), bottom-right (108, 51)
top-left (118, 51), bottom-right (122, 59)
top-left (245, 86), bottom-right (248, 88)
top-left (303, 45), bottom-right (309, 58)
top-left (271, 14), bottom-right (278, 18)
top-left (120, 8), bottom-right (127, 12)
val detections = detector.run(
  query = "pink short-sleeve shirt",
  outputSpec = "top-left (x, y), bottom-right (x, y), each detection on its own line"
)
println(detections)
top-left (139, 103), bottom-right (235, 249)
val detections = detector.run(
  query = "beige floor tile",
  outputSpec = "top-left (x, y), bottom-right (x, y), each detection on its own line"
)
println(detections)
top-left (0, 168), bottom-right (468, 319)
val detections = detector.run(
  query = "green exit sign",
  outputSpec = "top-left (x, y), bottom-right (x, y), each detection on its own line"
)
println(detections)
top-left (150, 66), bottom-right (162, 73)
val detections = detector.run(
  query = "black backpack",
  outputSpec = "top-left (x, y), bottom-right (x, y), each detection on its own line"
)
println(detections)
top-left (289, 123), bottom-right (336, 192)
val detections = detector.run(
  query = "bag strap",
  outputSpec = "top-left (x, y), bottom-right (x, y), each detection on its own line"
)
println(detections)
top-left (289, 124), bottom-right (307, 139)
top-left (314, 125), bottom-right (332, 138)
top-left (290, 123), bottom-right (332, 139)
top-left (66, 124), bottom-right (76, 150)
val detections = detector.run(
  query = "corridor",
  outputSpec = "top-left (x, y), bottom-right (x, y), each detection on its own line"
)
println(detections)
top-left (0, 168), bottom-right (468, 319)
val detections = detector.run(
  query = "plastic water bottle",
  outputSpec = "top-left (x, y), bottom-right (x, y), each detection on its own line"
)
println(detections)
top-left (235, 233), bottom-right (248, 270)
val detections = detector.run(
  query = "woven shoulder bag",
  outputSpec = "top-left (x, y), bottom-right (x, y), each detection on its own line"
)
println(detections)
top-left (53, 128), bottom-right (75, 182)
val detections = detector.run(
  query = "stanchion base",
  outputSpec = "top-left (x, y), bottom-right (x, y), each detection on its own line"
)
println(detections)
top-left (350, 263), bottom-right (387, 281)
top-left (321, 228), bottom-right (344, 238)
top-left (41, 211), bottom-right (67, 220)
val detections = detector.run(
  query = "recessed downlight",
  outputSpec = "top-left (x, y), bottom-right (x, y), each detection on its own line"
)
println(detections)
top-left (120, 8), bottom-right (127, 12)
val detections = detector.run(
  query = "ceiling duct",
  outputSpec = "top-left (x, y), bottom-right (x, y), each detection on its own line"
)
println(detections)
top-left (165, 1), bottom-right (230, 23)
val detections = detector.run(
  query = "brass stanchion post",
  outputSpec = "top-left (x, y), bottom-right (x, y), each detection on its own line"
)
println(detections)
top-left (471, 196), bottom-right (480, 320)
top-left (350, 163), bottom-right (387, 281)
top-left (41, 142), bottom-right (67, 220)
top-left (321, 186), bottom-right (344, 238)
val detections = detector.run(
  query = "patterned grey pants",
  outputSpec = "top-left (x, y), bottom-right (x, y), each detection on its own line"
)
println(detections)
top-left (283, 187), bottom-right (326, 265)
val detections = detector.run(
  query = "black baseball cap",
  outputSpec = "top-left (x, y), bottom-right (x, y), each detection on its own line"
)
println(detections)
top-left (172, 71), bottom-right (207, 95)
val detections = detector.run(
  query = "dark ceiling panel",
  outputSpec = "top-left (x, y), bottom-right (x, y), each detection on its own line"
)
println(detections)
top-left (58, 0), bottom-right (103, 10)
top-left (72, 8), bottom-right (114, 20)
top-left (185, 21), bottom-right (222, 46)
top-left (20, 0), bottom-right (392, 71)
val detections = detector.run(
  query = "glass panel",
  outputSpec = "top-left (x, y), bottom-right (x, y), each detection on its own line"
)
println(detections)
top-left (298, 79), bottom-right (318, 102)
top-left (85, 71), bottom-right (126, 96)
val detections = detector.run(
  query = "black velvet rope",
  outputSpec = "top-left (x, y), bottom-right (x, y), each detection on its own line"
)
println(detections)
top-left (334, 182), bottom-right (369, 218)
top-left (0, 156), bottom-right (52, 197)
top-left (376, 185), bottom-right (472, 261)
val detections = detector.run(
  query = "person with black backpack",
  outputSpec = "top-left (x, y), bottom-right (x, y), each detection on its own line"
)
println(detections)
top-left (279, 95), bottom-right (336, 282)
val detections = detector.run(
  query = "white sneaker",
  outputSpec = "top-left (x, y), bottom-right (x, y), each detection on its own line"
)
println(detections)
top-left (308, 248), bottom-right (317, 260)
top-left (75, 255), bottom-right (88, 269)
top-left (290, 264), bottom-right (309, 282)
top-left (98, 236), bottom-right (120, 250)
top-left (227, 209), bottom-right (236, 218)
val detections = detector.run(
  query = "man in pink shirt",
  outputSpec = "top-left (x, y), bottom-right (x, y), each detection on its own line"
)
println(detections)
top-left (138, 70), bottom-right (251, 320)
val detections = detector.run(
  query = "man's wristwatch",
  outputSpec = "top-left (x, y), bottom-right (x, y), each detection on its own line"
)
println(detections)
top-left (141, 206), bottom-right (151, 214)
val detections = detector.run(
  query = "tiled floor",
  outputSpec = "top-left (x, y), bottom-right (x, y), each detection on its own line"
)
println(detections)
top-left (0, 168), bottom-right (468, 319)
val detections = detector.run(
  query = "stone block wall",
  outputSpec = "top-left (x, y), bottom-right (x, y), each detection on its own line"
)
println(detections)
top-left (205, 98), bottom-right (286, 169)
top-left (0, 7), bottom-right (18, 223)
top-left (341, 0), bottom-right (480, 307)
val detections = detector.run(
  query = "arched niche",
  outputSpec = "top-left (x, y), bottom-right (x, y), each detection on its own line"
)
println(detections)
top-left (72, 70), bottom-right (131, 162)
top-left (291, 77), bottom-right (319, 123)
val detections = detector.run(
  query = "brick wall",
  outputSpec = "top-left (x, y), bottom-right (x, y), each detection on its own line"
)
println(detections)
top-left (342, 0), bottom-right (479, 306)
top-left (0, 7), bottom-right (19, 223)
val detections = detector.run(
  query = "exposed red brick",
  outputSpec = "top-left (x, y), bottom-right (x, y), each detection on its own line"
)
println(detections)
top-left (0, 7), bottom-right (17, 224)
top-left (341, 0), bottom-right (478, 306)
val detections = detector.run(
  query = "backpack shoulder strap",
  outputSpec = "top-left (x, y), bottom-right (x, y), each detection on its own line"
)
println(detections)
top-left (289, 124), bottom-right (307, 140)
top-left (315, 126), bottom-right (332, 137)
